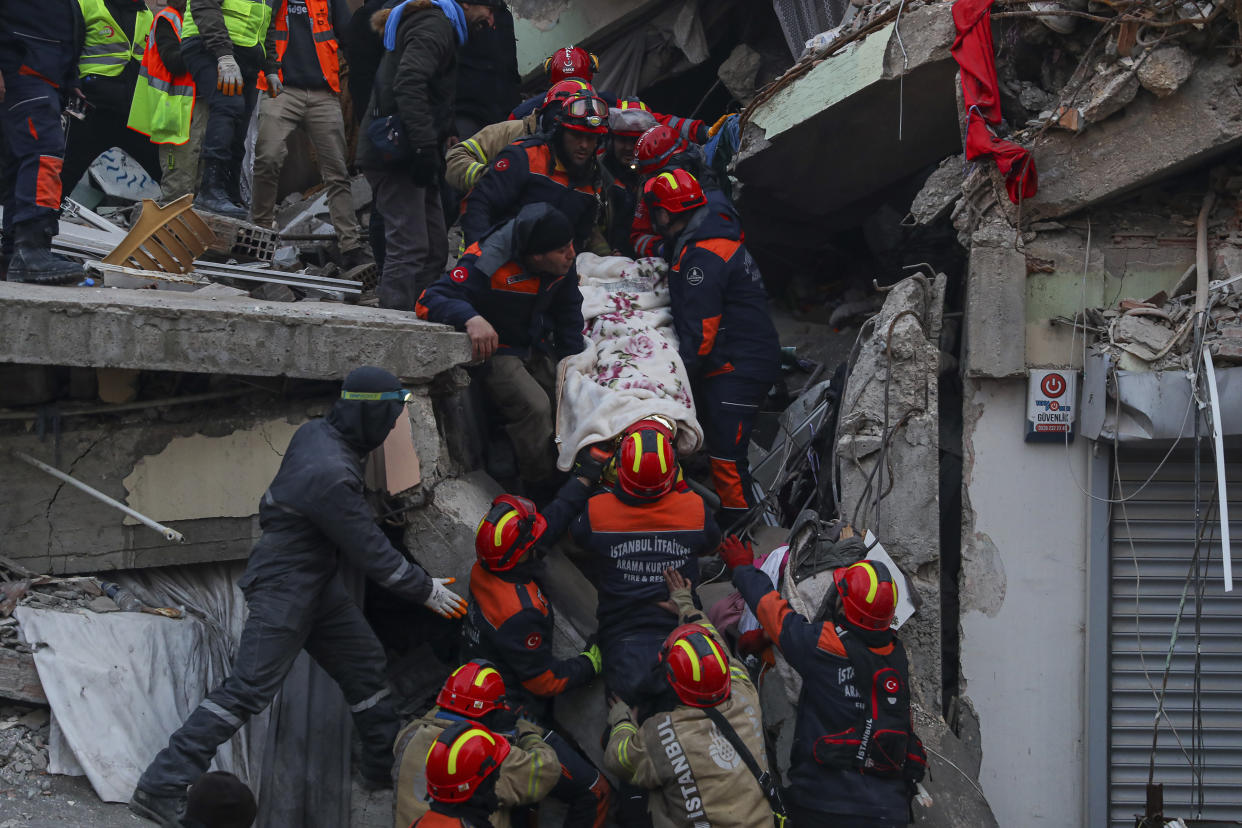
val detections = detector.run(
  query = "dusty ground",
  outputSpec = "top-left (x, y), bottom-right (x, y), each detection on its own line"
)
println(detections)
top-left (0, 773), bottom-right (393, 827)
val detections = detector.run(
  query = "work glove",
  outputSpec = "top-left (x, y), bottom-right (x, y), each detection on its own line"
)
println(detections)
top-left (571, 444), bottom-right (611, 484)
top-left (718, 535), bottom-right (754, 570)
top-left (581, 640), bottom-right (602, 675)
top-left (423, 577), bottom-right (467, 619)
top-left (216, 55), bottom-right (243, 96)
top-left (264, 72), bottom-right (284, 98)
top-left (409, 146), bottom-right (440, 188)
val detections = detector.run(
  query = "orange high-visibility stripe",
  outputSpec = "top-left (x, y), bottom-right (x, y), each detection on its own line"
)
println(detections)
top-left (259, 0), bottom-right (340, 93)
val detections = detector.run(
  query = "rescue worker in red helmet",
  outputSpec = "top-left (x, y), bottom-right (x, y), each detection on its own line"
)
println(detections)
top-left (721, 539), bottom-right (927, 828)
top-left (414, 720), bottom-right (553, 827)
top-left (604, 568), bottom-right (775, 828)
top-left (509, 46), bottom-right (708, 143)
top-left (570, 419), bottom-right (721, 705)
top-left (461, 460), bottom-right (614, 828)
top-left (644, 169), bottom-right (781, 530)
top-left (600, 102), bottom-right (658, 257)
top-left (395, 660), bottom-right (561, 828)
top-left (628, 124), bottom-right (721, 259)
top-left (462, 90), bottom-right (612, 255)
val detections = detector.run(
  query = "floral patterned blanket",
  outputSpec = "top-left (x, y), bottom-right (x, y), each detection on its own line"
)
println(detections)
top-left (555, 254), bottom-right (704, 470)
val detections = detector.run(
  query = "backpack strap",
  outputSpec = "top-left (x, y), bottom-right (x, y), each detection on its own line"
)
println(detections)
top-left (701, 705), bottom-right (786, 819)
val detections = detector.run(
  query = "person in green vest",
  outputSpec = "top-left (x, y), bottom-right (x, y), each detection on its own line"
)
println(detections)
top-left (178, 0), bottom-right (279, 217)
top-left (127, 0), bottom-right (207, 202)
top-left (63, 0), bottom-right (164, 197)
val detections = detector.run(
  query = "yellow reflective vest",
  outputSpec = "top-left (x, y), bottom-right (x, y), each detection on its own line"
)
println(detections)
top-left (78, 0), bottom-right (153, 79)
top-left (127, 7), bottom-right (196, 145)
top-left (182, 0), bottom-right (273, 50)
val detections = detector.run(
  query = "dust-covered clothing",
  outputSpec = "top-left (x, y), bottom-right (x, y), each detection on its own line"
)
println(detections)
top-left (444, 111), bottom-right (535, 193)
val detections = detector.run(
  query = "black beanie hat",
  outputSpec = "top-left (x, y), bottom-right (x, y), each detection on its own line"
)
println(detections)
top-left (184, 772), bottom-right (257, 828)
top-left (521, 206), bottom-right (575, 255)
top-left (327, 365), bottom-right (406, 454)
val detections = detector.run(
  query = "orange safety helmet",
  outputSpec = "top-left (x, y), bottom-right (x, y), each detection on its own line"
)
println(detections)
top-left (616, 420), bottom-right (678, 500)
top-left (833, 560), bottom-right (899, 632)
top-left (631, 124), bottom-right (689, 175)
top-left (425, 720), bottom-right (511, 803)
top-left (642, 168), bottom-right (707, 214)
top-left (660, 623), bottom-right (731, 708)
top-left (544, 46), bottom-right (599, 84)
top-left (474, 495), bottom-right (547, 572)
top-left (436, 660), bottom-right (507, 718)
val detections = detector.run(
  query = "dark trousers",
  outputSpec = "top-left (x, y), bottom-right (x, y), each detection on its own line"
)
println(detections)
top-left (60, 101), bottom-right (161, 197)
top-left (699, 374), bottom-right (770, 530)
top-left (181, 38), bottom-right (262, 168)
top-left (787, 802), bottom-right (904, 827)
top-left (364, 166), bottom-right (446, 311)
top-left (600, 627), bottom-right (667, 707)
top-left (137, 574), bottom-right (397, 795)
top-left (544, 731), bottom-right (611, 828)
top-left (0, 75), bottom-right (67, 231)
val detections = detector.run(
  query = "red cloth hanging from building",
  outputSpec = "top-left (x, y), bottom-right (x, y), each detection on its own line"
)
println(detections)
top-left (951, 0), bottom-right (1038, 203)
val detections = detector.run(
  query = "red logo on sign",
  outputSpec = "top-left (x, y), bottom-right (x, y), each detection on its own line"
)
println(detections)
top-left (1049, 401), bottom-right (1060, 411)
top-left (525, 633), bottom-right (542, 650)
top-left (885, 677), bottom-right (899, 694)
top-left (1041, 373), bottom-right (1067, 398)
top-left (450, 267), bottom-right (468, 283)
top-left (495, 159), bottom-right (510, 171)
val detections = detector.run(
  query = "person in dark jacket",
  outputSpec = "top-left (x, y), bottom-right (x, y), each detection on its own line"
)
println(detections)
top-left (722, 540), bottom-right (927, 827)
top-left (417, 203), bottom-right (584, 486)
top-left (130, 366), bottom-right (470, 827)
top-left (599, 104), bottom-right (656, 257)
top-left (356, 0), bottom-right (496, 311)
top-left (570, 419), bottom-right (721, 705)
top-left (343, 0), bottom-right (388, 269)
top-left (463, 484), bottom-right (613, 828)
top-left (453, 2), bottom-right (518, 139)
top-left (461, 89), bottom-right (611, 256)
top-left (61, 0), bottom-right (163, 196)
top-left (177, 0), bottom-right (281, 217)
top-left (645, 169), bottom-right (781, 529)
top-left (0, 0), bottom-right (86, 284)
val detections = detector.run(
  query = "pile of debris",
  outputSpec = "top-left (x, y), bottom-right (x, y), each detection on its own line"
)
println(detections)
top-left (0, 704), bottom-right (52, 801)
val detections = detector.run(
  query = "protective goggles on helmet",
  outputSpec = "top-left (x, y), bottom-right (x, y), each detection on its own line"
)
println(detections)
top-left (340, 389), bottom-right (414, 403)
top-left (563, 95), bottom-right (608, 123)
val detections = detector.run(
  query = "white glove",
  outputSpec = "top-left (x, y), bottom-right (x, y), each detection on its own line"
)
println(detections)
top-left (423, 577), bottom-right (467, 619)
top-left (216, 55), bottom-right (243, 96)
top-left (264, 72), bottom-right (283, 98)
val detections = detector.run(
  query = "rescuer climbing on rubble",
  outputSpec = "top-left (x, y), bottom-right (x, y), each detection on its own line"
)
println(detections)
top-left (603, 568), bottom-right (779, 828)
top-left (461, 89), bottom-right (612, 255)
top-left (509, 46), bottom-right (708, 145)
top-left (628, 123), bottom-right (721, 260)
top-left (644, 169), bottom-right (781, 529)
top-left (722, 538), bottom-right (927, 827)
top-left (600, 103), bottom-right (658, 257)
top-left (0, 0), bottom-right (86, 285)
top-left (461, 478), bottom-right (614, 828)
top-left (570, 418), bottom-right (721, 705)
top-left (414, 720), bottom-right (550, 828)
top-left (130, 366), bottom-right (469, 827)
top-left (417, 203), bottom-right (585, 490)
top-left (394, 660), bottom-right (561, 828)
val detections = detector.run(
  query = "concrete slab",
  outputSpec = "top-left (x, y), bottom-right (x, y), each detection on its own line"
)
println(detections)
top-left (0, 283), bottom-right (471, 383)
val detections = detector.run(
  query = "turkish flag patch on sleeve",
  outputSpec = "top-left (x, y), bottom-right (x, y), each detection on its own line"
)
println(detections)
top-left (495, 158), bottom-right (510, 171)
top-left (525, 633), bottom-right (542, 649)
top-left (450, 267), bottom-right (468, 283)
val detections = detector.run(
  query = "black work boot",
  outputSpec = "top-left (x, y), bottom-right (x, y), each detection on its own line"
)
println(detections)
top-left (129, 787), bottom-right (188, 827)
top-left (195, 162), bottom-right (247, 219)
top-left (6, 218), bottom-right (83, 285)
top-left (224, 164), bottom-right (247, 212)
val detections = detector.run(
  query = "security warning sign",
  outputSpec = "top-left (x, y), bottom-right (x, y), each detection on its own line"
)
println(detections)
top-left (1026, 369), bottom-right (1077, 443)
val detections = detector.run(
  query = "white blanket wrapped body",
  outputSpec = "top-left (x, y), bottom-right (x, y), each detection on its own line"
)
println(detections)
top-left (555, 253), bottom-right (703, 470)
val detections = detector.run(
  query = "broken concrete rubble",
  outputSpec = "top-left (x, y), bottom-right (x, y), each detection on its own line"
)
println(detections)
top-left (1136, 45), bottom-right (1195, 97)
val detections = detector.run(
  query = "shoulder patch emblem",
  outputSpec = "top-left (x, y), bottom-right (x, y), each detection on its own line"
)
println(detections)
top-left (685, 266), bottom-right (705, 286)
top-left (450, 267), bottom-right (469, 283)
top-left (495, 158), bottom-right (511, 171)
top-left (525, 632), bottom-right (542, 650)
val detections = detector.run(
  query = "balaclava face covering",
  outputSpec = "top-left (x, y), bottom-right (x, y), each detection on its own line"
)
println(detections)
top-left (327, 366), bottom-right (405, 454)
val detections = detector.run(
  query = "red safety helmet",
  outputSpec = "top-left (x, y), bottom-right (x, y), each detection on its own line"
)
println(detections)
top-left (642, 168), bottom-right (707, 214)
top-left (631, 125), bottom-right (688, 175)
top-left (542, 79), bottom-right (594, 111)
top-left (660, 623), bottom-right (731, 708)
top-left (833, 560), bottom-right (899, 632)
top-left (616, 421), bottom-right (678, 500)
top-left (436, 660), bottom-right (507, 718)
top-left (474, 495), bottom-right (547, 572)
top-left (544, 46), bottom-right (599, 84)
top-left (557, 91), bottom-right (609, 135)
top-left (425, 721), bottom-right (511, 803)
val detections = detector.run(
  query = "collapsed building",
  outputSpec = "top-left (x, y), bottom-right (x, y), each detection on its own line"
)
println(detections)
top-left (2, 0), bottom-right (1241, 825)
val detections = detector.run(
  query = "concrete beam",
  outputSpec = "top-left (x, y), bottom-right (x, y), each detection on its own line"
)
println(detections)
top-left (511, 0), bottom-right (662, 80)
top-left (0, 283), bottom-right (471, 383)
top-left (734, 3), bottom-right (960, 226)
top-left (1025, 57), bottom-right (1242, 221)
top-left (964, 223), bottom-right (1027, 379)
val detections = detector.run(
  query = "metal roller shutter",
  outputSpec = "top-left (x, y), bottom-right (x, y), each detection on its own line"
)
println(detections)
top-left (1109, 450), bottom-right (1242, 827)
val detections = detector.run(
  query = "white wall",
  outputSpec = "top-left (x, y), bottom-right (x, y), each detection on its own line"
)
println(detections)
top-left (960, 378), bottom-right (1091, 827)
